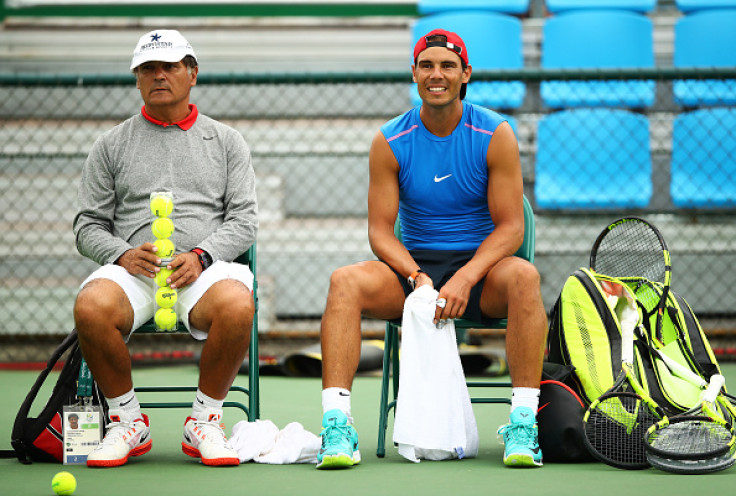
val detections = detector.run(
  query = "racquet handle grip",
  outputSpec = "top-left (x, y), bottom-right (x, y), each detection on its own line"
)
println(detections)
top-left (702, 374), bottom-right (726, 403)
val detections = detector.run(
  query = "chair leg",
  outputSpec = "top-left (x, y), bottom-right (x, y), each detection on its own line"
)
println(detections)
top-left (248, 308), bottom-right (259, 421)
top-left (377, 321), bottom-right (396, 457)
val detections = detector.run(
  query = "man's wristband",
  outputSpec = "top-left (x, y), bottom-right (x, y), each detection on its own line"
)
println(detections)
top-left (191, 248), bottom-right (213, 271)
top-left (407, 269), bottom-right (425, 290)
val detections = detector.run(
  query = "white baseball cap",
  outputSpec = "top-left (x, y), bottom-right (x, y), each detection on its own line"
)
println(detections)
top-left (130, 29), bottom-right (197, 71)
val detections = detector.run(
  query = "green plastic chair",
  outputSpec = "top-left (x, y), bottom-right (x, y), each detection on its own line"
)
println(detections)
top-left (376, 196), bottom-right (535, 457)
top-left (78, 244), bottom-right (260, 421)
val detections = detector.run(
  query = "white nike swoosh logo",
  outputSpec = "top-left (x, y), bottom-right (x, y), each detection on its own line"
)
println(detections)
top-left (434, 174), bottom-right (452, 183)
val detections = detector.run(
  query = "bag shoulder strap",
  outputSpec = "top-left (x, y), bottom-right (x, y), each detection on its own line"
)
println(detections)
top-left (10, 329), bottom-right (79, 464)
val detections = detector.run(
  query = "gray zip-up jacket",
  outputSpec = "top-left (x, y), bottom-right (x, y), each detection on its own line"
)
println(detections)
top-left (73, 109), bottom-right (258, 266)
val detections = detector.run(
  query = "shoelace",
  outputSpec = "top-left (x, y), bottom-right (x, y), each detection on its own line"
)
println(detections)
top-left (100, 420), bottom-right (136, 446)
top-left (191, 419), bottom-right (229, 446)
top-left (322, 423), bottom-right (351, 446)
top-left (499, 423), bottom-right (536, 446)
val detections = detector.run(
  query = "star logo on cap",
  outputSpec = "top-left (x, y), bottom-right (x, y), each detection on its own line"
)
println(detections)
top-left (150, 33), bottom-right (161, 42)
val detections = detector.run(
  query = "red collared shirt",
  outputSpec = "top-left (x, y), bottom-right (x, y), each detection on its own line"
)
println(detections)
top-left (141, 104), bottom-right (198, 130)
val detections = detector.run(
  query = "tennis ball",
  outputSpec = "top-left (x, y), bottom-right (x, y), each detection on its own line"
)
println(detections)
top-left (154, 308), bottom-right (177, 331)
top-left (154, 267), bottom-right (174, 287)
top-left (153, 238), bottom-right (175, 258)
top-left (150, 195), bottom-right (173, 217)
top-left (52, 471), bottom-right (76, 496)
top-left (151, 217), bottom-right (174, 239)
top-left (155, 287), bottom-right (178, 309)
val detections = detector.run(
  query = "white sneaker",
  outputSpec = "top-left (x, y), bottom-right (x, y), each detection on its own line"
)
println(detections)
top-left (87, 410), bottom-right (152, 468)
top-left (181, 409), bottom-right (239, 466)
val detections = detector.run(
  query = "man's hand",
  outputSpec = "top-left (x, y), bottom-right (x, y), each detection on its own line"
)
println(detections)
top-left (434, 274), bottom-right (472, 325)
top-left (115, 242), bottom-right (162, 278)
top-left (166, 251), bottom-right (202, 289)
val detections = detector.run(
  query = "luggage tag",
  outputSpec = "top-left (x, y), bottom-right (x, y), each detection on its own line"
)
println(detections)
top-left (63, 360), bottom-right (103, 464)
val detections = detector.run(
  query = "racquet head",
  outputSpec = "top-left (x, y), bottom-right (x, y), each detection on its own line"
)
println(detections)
top-left (590, 217), bottom-right (671, 285)
top-left (590, 217), bottom-right (671, 340)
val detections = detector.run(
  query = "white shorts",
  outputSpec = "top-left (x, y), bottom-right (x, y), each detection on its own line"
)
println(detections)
top-left (79, 261), bottom-right (254, 340)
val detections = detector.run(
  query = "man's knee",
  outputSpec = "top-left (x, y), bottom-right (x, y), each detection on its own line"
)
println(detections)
top-left (510, 259), bottom-right (541, 289)
top-left (74, 280), bottom-right (132, 333)
top-left (205, 280), bottom-right (254, 330)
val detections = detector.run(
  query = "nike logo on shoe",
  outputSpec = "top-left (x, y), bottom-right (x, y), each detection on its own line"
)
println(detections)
top-left (434, 174), bottom-right (452, 183)
top-left (203, 136), bottom-right (216, 140)
top-left (338, 392), bottom-right (350, 397)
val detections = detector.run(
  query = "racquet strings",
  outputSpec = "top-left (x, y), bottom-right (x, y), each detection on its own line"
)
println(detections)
top-left (584, 392), bottom-right (660, 468)
top-left (646, 416), bottom-right (734, 460)
top-left (594, 220), bottom-right (666, 283)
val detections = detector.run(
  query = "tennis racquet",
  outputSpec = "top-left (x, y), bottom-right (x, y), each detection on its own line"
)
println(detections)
top-left (644, 374), bottom-right (736, 474)
top-left (582, 305), bottom-right (665, 470)
top-left (590, 217), bottom-right (671, 342)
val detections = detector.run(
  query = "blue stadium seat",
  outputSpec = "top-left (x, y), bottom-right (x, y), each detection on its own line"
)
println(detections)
top-left (418, 0), bottom-right (530, 15)
top-left (411, 11), bottom-right (525, 109)
top-left (535, 108), bottom-right (652, 210)
top-left (544, 0), bottom-right (655, 13)
top-left (671, 108), bottom-right (736, 208)
top-left (675, 0), bottom-right (736, 12)
top-left (540, 10), bottom-right (655, 108)
top-left (673, 9), bottom-right (736, 107)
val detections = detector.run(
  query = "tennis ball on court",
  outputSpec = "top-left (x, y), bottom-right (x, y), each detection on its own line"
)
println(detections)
top-left (153, 238), bottom-right (175, 258)
top-left (151, 217), bottom-right (174, 239)
top-left (52, 471), bottom-right (76, 496)
top-left (154, 267), bottom-right (174, 287)
top-left (155, 287), bottom-right (178, 309)
top-left (150, 195), bottom-right (173, 217)
top-left (154, 308), bottom-right (177, 331)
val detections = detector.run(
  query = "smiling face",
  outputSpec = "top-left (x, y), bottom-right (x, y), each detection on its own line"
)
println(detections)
top-left (135, 59), bottom-right (197, 121)
top-left (412, 46), bottom-right (471, 108)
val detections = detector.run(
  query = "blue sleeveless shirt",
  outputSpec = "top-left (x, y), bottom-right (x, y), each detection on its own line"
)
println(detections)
top-left (381, 102), bottom-right (506, 250)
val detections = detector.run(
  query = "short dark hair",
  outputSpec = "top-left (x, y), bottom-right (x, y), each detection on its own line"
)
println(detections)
top-left (182, 55), bottom-right (198, 70)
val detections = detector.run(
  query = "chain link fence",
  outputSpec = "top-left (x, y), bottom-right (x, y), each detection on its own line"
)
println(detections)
top-left (1, 68), bottom-right (735, 360)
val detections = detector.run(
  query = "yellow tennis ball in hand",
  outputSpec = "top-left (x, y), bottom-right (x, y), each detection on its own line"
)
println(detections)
top-left (154, 308), bottom-right (177, 331)
top-left (153, 238), bottom-right (175, 258)
top-left (151, 217), bottom-right (174, 239)
top-left (154, 267), bottom-right (174, 287)
top-left (150, 195), bottom-right (173, 217)
top-left (155, 287), bottom-right (178, 309)
top-left (52, 471), bottom-right (76, 496)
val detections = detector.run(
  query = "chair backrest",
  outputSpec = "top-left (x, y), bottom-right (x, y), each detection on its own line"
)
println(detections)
top-left (675, 0), bottom-right (736, 12)
top-left (410, 11), bottom-right (525, 109)
top-left (673, 10), bottom-right (736, 106)
top-left (534, 108), bottom-right (652, 210)
top-left (542, 10), bottom-right (653, 69)
top-left (675, 10), bottom-right (736, 68)
top-left (418, 0), bottom-right (530, 15)
top-left (671, 107), bottom-right (736, 208)
top-left (544, 0), bottom-right (655, 13)
top-left (394, 195), bottom-right (535, 262)
top-left (541, 10), bottom-right (654, 108)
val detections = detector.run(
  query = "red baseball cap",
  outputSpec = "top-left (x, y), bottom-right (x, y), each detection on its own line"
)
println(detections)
top-left (413, 29), bottom-right (469, 66)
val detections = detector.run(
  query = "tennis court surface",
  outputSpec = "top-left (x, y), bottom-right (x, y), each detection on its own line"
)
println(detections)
top-left (3, 364), bottom-right (735, 495)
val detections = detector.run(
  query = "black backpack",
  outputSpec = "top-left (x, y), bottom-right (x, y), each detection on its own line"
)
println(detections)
top-left (2, 329), bottom-right (107, 464)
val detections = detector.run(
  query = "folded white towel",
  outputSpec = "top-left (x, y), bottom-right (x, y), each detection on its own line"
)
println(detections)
top-left (229, 419), bottom-right (321, 464)
top-left (392, 285), bottom-right (479, 462)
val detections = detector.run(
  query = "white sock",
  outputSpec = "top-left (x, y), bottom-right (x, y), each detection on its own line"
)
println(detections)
top-left (192, 388), bottom-right (224, 419)
top-left (510, 387), bottom-right (540, 414)
top-left (106, 388), bottom-right (140, 418)
top-left (322, 387), bottom-right (351, 418)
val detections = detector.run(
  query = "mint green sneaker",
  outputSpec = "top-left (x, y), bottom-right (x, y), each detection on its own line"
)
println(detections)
top-left (316, 409), bottom-right (361, 469)
top-left (497, 406), bottom-right (543, 467)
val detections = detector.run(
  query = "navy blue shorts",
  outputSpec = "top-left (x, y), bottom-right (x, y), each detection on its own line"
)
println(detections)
top-left (383, 249), bottom-right (487, 323)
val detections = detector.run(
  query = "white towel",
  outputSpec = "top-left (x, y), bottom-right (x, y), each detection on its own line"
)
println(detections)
top-left (392, 285), bottom-right (479, 462)
top-left (229, 419), bottom-right (321, 464)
